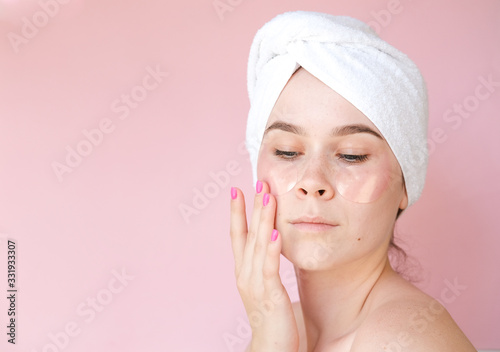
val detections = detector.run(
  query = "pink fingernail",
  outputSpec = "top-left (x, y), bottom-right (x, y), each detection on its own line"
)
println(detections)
top-left (263, 193), bottom-right (269, 206)
top-left (230, 187), bottom-right (237, 200)
top-left (271, 229), bottom-right (279, 241)
top-left (256, 180), bottom-right (263, 194)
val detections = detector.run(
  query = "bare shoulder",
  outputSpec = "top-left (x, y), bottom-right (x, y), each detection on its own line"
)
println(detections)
top-left (351, 277), bottom-right (477, 352)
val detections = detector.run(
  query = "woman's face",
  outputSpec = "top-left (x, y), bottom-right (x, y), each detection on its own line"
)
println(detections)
top-left (257, 68), bottom-right (408, 271)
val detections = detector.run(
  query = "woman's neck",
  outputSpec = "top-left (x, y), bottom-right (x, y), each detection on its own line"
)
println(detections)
top-left (295, 252), bottom-right (395, 351)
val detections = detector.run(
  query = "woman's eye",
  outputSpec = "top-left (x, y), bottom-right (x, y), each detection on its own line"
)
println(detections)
top-left (275, 149), bottom-right (299, 159)
top-left (338, 154), bottom-right (368, 163)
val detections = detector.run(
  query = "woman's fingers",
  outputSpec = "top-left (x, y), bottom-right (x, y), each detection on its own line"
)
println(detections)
top-left (232, 181), bottom-right (281, 288)
top-left (229, 187), bottom-right (247, 274)
top-left (240, 181), bottom-right (269, 274)
top-left (252, 191), bottom-right (278, 283)
top-left (231, 182), bottom-right (298, 351)
top-left (248, 180), bottom-right (269, 244)
top-left (263, 227), bottom-right (281, 286)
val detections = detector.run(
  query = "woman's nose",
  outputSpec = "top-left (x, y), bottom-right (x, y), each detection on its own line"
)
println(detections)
top-left (294, 160), bottom-right (335, 200)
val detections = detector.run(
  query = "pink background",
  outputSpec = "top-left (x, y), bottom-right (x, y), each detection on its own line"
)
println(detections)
top-left (0, 0), bottom-right (499, 351)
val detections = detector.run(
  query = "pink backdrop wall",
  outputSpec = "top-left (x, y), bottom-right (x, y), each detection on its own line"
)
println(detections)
top-left (0, 0), bottom-right (498, 351)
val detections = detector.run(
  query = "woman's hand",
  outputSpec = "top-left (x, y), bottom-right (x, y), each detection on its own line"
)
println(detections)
top-left (230, 181), bottom-right (299, 352)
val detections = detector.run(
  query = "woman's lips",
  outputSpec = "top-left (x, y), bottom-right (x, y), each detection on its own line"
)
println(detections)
top-left (290, 217), bottom-right (338, 232)
top-left (292, 222), bottom-right (337, 232)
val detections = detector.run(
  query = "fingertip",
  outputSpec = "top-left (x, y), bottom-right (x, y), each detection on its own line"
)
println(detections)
top-left (261, 191), bottom-right (277, 209)
top-left (230, 187), bottom-right (245, 202)
top-left (269, 229), bottom-right (282, 251)
top-left (263, 192), bottom-right (270, 206)
top-left (263, 229), bottom-right (282, 278)
top-left (271, 229), bottom-right (279, 242)
top-left (230, 187), bottom-right (246, 216)
top-left (256, 180), bottom-right (263, 194)
top-left (260, 180), bottom-right (270, 194)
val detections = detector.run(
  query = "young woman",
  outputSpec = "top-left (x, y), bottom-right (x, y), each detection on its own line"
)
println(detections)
top-left (229, 11), bottom-right (476, 352)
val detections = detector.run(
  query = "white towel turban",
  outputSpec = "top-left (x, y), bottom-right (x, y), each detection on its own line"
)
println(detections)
top-left (246, 11), bottom-right (428, 206)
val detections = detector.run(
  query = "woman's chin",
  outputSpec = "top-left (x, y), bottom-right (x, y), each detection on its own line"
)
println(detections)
top-left (281, 238), bottom-right (339, 271)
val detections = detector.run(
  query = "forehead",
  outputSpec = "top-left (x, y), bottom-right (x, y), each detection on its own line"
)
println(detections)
top-left (267, 68), bottom-right (380, 134)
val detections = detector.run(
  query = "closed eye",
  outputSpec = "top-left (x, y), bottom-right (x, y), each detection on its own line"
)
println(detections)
top-left (275, 149), bottom-right (299, 160)
top-left (275, 150), bottom-right (368, 163)
top-left (338, 154), bottom-right (368, 163)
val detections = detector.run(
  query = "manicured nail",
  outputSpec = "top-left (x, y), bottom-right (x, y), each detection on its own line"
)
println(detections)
top-left (230, 187), bottom-right (237, 200)
top-left (256, 180), bottom-right (263, 194)
top-left (263, 193), bottom-right (269, 206)
top-left (271, 229), bottom-right (279, 242)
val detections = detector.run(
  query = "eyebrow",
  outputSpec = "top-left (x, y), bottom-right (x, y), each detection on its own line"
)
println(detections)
top-left (264, 121), bottom-right (306, 136)
top-left (264, 121), bottom-right (384, 140)
top-left (332, 124), bottom-right (384, 140)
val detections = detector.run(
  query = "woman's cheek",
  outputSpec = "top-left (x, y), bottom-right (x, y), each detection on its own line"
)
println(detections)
top-left (258, 160), bottom-right (298, 197)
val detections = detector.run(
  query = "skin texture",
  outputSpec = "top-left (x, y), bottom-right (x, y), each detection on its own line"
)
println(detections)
top-left (230, 68), bottom-right (476, 352)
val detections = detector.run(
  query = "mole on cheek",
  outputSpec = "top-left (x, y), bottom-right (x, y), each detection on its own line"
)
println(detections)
top-left (357, 238), bottom-right (361, 241)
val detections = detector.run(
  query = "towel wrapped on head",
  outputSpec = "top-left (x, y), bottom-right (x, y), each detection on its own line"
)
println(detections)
top-left (245, 11), bottom-right (428, 206)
